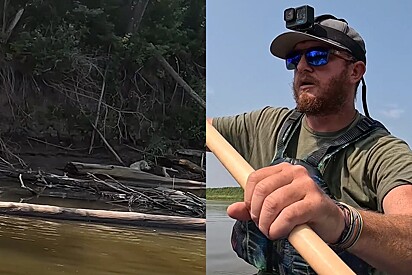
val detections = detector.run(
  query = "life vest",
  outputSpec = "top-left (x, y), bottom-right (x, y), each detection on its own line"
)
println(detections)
top-left (231, 109), bottom-right (388, 275)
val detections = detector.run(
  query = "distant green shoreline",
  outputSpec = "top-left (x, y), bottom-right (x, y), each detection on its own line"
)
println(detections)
top-left (206, 187), bottom-right (243, 201)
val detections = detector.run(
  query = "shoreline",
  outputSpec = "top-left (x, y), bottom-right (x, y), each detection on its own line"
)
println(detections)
top-left (206, 187), bottom-right (243, 201)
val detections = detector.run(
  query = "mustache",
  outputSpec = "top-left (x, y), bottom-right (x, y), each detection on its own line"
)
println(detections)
top-left (294, 74), bottom-right (319, 87)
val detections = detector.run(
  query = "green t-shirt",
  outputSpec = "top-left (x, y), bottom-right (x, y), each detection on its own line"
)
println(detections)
top-left (213, 106), bottom-right (412, 212)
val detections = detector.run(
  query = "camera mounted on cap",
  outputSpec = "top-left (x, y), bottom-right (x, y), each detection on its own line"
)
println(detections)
top-left (282, 5), bottom-right (365, 63)
top-left (284, 5), bottom-right (314, 31)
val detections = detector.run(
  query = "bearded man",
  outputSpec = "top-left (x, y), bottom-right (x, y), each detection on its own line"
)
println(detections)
top-left (208, 14), bottom-right (412, 275)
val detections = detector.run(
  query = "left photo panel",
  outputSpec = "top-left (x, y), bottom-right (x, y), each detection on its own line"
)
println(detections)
top-left (0, 1), bottom-right (205, 274)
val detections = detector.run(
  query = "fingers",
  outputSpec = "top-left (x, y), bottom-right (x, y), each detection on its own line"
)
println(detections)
top-left (227, 202), bottom-right (251, 221)
top-left (257, 184), bottom-right (306, 237)
top-left (244, 164), bottom-right (286, 212)
top-left (244, 165), bottom-right (284, 206)
top-left (241, 163), bottom-right (329, 240)
top-left (268, 199), bottom-right (312, 240)
top-left (227, 163), bottom-right (303, 223)
top-left (247, 163), bottom-right (309, 224)
top-left (249, 170), bottom-right (295, 222)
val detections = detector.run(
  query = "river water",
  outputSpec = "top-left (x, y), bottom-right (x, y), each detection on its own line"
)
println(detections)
top-left (206, 200), bottom-right (256, 275)
top-left (0, 180), bottom-right (205, 274)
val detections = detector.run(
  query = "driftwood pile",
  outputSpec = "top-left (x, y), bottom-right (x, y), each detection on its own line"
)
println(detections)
top-left (0, 158), bottom-right (206, 219)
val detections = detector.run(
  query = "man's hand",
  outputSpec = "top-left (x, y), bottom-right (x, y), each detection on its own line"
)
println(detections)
top-left (227, 162), bottom-right (345, 243)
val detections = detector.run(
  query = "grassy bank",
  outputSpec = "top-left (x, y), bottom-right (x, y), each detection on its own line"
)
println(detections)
top-left (206, 187), bottom-right (243, 201)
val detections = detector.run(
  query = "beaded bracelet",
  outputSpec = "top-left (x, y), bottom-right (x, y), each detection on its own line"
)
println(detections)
top-left (330, 201), bottom-right (364, 250)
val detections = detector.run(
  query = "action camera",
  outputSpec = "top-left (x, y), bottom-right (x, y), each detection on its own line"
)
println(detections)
top-left (284, 5), bottom-right (314, 31)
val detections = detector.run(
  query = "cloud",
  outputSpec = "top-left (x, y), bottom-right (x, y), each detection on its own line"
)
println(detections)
top-left (380, 106), bottom-right (405, 119)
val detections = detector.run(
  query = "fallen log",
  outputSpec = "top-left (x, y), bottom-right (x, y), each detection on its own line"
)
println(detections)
top-left (65, 161), bottom-right (205, 192)
top-left (0, 201), bottom-right (205, 231)
top-left (173, 159), bottom-right (205, 174)
top-left (176, 149), bottom-right (205, 158)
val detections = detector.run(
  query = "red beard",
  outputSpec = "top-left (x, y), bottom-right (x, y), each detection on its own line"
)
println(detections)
top-left (293, 70), bottom-right (350, 116)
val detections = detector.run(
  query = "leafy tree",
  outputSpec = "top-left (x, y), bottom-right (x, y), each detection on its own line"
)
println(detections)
top-left (0, 0), bottom-right (205, 159)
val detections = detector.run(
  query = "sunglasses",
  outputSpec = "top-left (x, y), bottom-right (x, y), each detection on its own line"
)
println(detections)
top-left (286, 47), bottom-right (354, 70)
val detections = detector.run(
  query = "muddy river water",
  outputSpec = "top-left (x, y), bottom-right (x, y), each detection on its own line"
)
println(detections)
top-left (0, 180), bottom-right (205, 275)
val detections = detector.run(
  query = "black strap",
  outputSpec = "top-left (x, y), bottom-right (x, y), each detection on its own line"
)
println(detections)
top-left (306, 117), bottom-right (387, 168)
top-left (274, 110), bottom-right (303, 159)
top-left (275, 110), bottom-right (388, 170)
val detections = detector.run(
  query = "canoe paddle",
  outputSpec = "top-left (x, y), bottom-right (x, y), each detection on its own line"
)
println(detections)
top-left (206, 121), bottom-right (355, 275)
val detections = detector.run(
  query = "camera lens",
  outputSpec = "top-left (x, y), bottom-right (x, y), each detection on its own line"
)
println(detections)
top-left (284, 8), bottom-right (295, 22)
top-left (296, 7), bottom-right (307, 22)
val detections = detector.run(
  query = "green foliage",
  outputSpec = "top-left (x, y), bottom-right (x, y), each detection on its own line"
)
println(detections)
top-left (0, 0), bottom-right (205, 153)
top-left (206, 187), bottom-right (244, 202)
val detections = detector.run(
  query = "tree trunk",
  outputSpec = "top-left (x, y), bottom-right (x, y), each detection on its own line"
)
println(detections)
top-left (127, 0), bottom-right (149, 34)
top-left (155, 53), bottom-right (206, 109)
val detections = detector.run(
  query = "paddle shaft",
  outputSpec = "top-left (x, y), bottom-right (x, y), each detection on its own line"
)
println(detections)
top-left (206, 121), bottom-right (355, 275)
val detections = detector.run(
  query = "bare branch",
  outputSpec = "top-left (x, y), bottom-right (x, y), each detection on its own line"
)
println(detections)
top-left (4, 8), bottom-right (24, 43)
top-left (89, 67), bottom-right (108, 154)
top-left (2, 0), bottom-right (7, 34)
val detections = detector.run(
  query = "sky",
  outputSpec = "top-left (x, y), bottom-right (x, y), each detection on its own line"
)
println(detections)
top-left (206, 0), bottom-right (412, 187)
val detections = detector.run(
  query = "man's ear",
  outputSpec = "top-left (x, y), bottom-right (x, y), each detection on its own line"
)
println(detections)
top-left (351, 61), bottom-right (366, 83)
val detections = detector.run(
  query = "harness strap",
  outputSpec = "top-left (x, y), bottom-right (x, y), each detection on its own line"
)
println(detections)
top-left (306, 117), bottom-right (388, 169)
top-left (275, 109), bottom-right (388, 171)
top-left (274, 110), bottom-right (303, 160)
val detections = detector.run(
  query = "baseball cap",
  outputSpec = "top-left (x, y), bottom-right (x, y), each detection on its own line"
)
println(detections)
top-left (270, 15), bottom-right (366, 63)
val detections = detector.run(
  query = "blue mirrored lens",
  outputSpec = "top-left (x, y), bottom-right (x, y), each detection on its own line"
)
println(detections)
top-left (306, 50), bottom-right (329, 66)
top-left (286, 54), bottom-right (301, 70)
top-left (286, 48), bottom-right (329, 70)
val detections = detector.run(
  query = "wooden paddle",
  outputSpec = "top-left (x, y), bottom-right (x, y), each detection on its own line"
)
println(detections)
top-left (206, 121), bottom-right (355, 275)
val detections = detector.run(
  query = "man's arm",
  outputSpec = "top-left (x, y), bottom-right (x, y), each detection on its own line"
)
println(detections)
top-left (348, 184), bottom-right (412, 274)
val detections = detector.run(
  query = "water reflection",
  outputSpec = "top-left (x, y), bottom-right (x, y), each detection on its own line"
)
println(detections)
top-left (206, 200), bottom-right (256, 275)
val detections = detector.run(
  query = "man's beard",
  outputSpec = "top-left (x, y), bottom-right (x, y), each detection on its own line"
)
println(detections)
top-left (293, 70), bottom-right (350, 116)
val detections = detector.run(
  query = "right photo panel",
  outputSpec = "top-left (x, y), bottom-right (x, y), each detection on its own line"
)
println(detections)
top-left (206, 1), bottom-right (412, 275)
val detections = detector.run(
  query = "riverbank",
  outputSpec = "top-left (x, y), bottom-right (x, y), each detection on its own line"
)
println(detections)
top-left (206, 187), bottom-right (243, 201)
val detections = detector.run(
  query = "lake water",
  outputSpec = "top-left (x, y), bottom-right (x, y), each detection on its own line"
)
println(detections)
top-left (206, 200), bottom-right (256, 275)
top-left (0, 181), bottom-right (205, 274)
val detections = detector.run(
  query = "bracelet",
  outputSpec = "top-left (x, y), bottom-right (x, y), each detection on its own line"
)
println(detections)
top-left (330, 201), bottom-right (364, 250)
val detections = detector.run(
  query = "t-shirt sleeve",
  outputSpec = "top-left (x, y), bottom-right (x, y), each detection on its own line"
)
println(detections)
top-left (211, 107), bottom-right (289, 165)
top-left (367, 133), bottom-right (412, 212)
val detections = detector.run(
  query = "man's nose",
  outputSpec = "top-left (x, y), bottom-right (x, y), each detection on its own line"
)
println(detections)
top-left (296, 54), bottom-right (313, 72)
